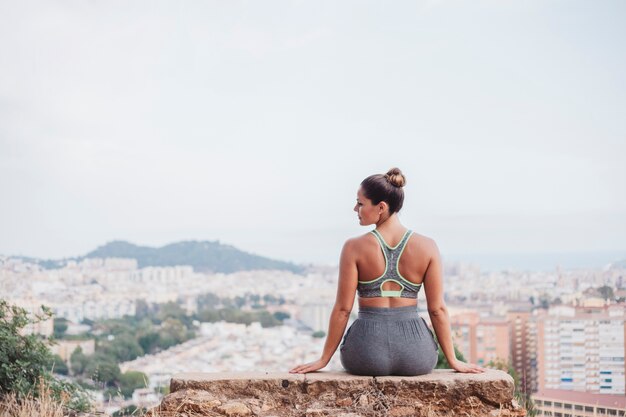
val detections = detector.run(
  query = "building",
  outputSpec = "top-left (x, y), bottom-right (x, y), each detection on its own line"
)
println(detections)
top-left (298, 288), bottom-right (337, 332)
top-left (50, 339), bottom-right (95, 362)
top-left (449, 309), bottom-right (510, 366)
top-left (507, 309), bottom-right (538, 393)
top-left (533, 388), bottom-right (626, 416)
top-left (476, 318), bottom-right (510, 366)
top-left (537, 305), bottom-right (625, 394)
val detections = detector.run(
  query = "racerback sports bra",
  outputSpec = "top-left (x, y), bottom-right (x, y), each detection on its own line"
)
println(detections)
top-left (357, 229), bottom-right (422, 299)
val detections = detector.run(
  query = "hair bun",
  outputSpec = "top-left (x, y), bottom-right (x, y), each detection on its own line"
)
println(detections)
top-left (384, 167), bottom-right (406, 188)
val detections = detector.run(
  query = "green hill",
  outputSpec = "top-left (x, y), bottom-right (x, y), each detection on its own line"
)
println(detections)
top-left (81, 240), bottom-right (304, 274)
top-left (11, 240), bottom-right (305, 274)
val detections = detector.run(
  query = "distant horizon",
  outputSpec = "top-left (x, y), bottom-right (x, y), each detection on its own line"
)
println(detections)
top-left (2, 237), bottom-right (624, 274)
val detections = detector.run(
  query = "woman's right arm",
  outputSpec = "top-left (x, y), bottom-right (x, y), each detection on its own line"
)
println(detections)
top-left (423, 239), bottom-right (484, 373)
top-left (289, 238), bottom-right (358, 374)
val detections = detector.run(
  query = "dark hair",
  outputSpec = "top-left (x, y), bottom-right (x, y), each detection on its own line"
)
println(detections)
top-left (360, 167), bottom-right (406, 215)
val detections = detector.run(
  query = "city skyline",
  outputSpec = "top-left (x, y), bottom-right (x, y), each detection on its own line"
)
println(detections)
top-left (1, 1), bottom-right (625, 265)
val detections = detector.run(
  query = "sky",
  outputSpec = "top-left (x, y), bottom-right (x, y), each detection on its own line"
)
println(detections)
top-left (1, 0), bottom-right (625, 268)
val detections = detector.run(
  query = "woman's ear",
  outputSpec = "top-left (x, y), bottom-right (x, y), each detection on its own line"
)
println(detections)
top-left (378, 201), bottom-right (389, 214)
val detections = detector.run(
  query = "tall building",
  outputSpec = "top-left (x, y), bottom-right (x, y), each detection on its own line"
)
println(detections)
top-left (537, 305), bottom-right (625, 394)
top-left (449, 309), bottom-right (479, 363)
top-left (507, 309), bottom-right (538, 393)
top-left (476, 319), bottom-right (510, 366)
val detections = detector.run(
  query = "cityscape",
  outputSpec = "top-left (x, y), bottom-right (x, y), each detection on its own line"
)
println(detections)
top-left (2, 251), bottom-right (625, 416)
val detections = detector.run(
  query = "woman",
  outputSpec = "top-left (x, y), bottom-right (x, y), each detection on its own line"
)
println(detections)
top-left (290, 168), bottom-right (484, 376)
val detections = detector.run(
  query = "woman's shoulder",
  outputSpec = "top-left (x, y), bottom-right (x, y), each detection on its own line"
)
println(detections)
top-left (341, 233), bottom-right (372, 251)
top-left (409, 231), bottom-right (438, 249)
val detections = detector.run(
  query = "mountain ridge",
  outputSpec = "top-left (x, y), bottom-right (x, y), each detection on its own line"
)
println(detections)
top-left (6, 240), bottom-right (305, 274)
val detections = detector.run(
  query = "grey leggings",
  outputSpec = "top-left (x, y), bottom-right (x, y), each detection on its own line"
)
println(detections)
top-left (339, 306), bottom-right (439, 376)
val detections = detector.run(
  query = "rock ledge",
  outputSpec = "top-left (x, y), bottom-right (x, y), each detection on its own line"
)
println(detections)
top-left (150, 370), bottom-right (526, 417)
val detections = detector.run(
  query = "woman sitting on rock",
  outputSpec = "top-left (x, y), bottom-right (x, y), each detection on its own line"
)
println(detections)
top-left (290, 167), bottom-right (484, 376)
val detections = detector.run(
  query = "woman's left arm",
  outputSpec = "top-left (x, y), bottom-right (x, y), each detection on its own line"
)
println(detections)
top-left (289, 239), bottom-right (358, 374)
top-left (423, 238), bottom-right (485, 374)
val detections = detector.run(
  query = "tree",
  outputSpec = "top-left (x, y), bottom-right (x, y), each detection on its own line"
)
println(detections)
top-left (197, 293), bottom-right (220, 310)
top-left (598, 285), bottom-right (615, 301)
top-left (258, 311), bottom-right (280, 328)
top-left (84, 353), bottom-right (121, 387)
top-left (197, 309), bottom-right (221, 322)
top-left (70, 346), bottom-right (89, 375)
top-left (0, 300), bottom-right (54, 396)
top-left (263, 294), bottom-right (277, 304)
top-left (158, 319), bottom-right (191, 350)
top-left (312, 331), bottom-right (326, 338)
top-left (102, 333), bottom-right (144, 362)
top-left (53, 318), bottom-right (68, 339)
top-left (0, 299), bottom-right (91, 411)
top-left (49, 354), bottom-right (69, 375)
top-left (119, 371), bottom-right (148, 399)
top-left (273, 311), bottom-right (290, 322)
top-left (138, 331), bottom-right (160, 354)
top-left (156, 302), bottom-right (187, 324)
top-left (234, 296), bottom-right (246, 309)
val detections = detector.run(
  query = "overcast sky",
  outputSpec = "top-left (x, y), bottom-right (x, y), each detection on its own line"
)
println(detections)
top-left (1, 0), bottom-right (625, 266)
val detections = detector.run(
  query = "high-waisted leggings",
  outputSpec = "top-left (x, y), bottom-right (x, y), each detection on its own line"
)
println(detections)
top-left (339, 305), bottom-right (439, 376)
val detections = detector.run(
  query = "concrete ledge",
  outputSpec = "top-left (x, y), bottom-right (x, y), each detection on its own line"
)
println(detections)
top-left (150, 370), bottom-right (525, 417)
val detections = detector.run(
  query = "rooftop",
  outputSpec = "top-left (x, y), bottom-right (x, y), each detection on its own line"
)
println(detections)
top-left (534, 389), bottom-right (626, 409)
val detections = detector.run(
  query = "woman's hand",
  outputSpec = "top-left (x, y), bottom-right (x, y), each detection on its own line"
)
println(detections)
top-left (289, 358), bottom-right (328, 374)
top-left (449, 359), bottom-right (485, 373)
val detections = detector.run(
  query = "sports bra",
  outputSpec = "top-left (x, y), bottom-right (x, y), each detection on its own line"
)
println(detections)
top-left (356, 228), bottom-right (422, 299)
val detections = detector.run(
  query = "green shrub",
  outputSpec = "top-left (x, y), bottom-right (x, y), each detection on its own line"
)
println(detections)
top-left (84, 353), bottom-right (121, 387)
top-left (48, 354), bottom-right (69, 375)
top-left (52, 318), bottom-right (68, 339)
top-left (0, 301), bottom-right (54, 396)
top-left (119, 371), bottom-right (148, 399)
top-left (435, 344), bottom-right (466, 369)
top-left (273, 311), bottom-right (290, 321)
top-left (0, 299), bottom-right (92, 412)
top-left (100, 333), bottom-right (144, 362)
top-left (70, 346), bottom-right (89, 375)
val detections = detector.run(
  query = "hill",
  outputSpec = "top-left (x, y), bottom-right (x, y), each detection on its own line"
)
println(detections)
top-left (13, 240), bottom-right (305, 274)
top-left (83, 240), bottom-right (304, 274)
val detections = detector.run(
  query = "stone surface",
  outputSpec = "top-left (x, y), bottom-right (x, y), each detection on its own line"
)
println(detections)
top-left (151, 370), bottom-right (526, 417)
top-left (218, 401), bottom-right (252, 416)
top-left (153, 388), bottom-right (222, 414)
top-left (335, 397), bottom-right (353, 407)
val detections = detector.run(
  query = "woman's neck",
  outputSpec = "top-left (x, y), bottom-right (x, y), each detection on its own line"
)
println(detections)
top-left (375, 213), bottom-right (402, 231)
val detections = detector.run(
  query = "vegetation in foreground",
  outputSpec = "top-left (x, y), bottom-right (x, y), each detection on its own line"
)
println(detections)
top-left (0, 300), bottom-right (92, 414)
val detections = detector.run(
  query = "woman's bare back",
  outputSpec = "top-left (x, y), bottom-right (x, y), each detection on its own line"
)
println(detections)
top-left (352, 229), bottom-right (434, 308)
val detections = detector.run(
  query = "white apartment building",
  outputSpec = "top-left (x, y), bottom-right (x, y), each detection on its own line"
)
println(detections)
top-left (51, 299), bottom-right (136, 323)
top-left (537, 305), bottom-right (625, 394)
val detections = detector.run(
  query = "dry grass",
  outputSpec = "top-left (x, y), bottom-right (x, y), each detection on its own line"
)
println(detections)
top-left (0, 383), bottom-right (66, 417)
